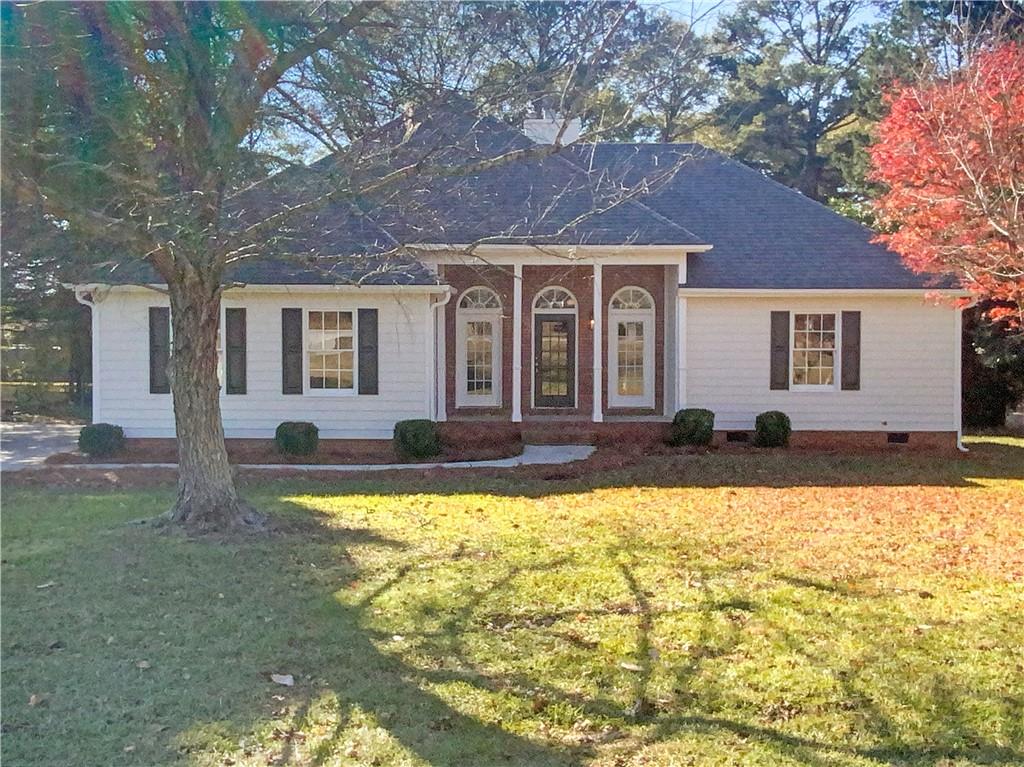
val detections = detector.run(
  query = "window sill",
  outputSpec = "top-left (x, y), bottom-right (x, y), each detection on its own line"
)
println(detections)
top-left (790, 384), bottom-right (837, 392)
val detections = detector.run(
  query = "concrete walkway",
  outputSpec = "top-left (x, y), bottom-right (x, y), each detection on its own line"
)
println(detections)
top-left (5, 442), bottom-right (595, 473)
top-left (0, 422), bottom-right (82, 472)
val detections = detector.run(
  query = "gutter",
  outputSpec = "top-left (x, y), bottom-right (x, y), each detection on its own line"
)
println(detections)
top-left (64, 282), bottom-right (449, 295)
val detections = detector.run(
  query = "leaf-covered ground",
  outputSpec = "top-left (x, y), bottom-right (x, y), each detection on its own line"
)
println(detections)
top-left (3, 436), bottom-right (1022, 766)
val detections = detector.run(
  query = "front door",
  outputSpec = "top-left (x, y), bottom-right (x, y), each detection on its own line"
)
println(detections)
top-left (534, 314), bottom-right (576, 407)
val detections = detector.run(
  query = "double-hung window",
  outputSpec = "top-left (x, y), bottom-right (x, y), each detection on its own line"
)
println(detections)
top-left (307, 310), bottom-right (355, 391)
top-left (792, 312), bottom-right (837, 388)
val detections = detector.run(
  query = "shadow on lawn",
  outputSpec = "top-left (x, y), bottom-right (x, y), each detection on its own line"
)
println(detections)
top-left (184, 514), bottom-right (588, 767)
top-left (170, 500), bottom-right (1023, 767)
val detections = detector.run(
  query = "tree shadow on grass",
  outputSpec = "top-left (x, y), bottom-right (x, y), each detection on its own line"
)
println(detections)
top-left (5, 483), bottom-right (1020, 767)
top-left (169, 507), bottom-right (591, 767)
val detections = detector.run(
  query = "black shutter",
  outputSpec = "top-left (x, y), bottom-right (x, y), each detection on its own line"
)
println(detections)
top-left (225, 308), bottom-right (246, 395)
top-left (149, 307), bottom-right (171, 394)
top-left (769, 311), bottom-right (790, 390)
top-left (358, 308), bottom-right (379, 395)
top-left (841, 311), bottom-right (861, 391)
top-left (281, 308), bottom-right (303, 394)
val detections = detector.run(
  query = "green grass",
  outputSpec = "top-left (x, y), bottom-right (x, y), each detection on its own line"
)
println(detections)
top-left (3, 436), bottom-right (1023, 766)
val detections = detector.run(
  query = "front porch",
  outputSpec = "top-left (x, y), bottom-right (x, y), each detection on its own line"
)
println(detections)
top-left (428, 250), bottom-right (688, 425)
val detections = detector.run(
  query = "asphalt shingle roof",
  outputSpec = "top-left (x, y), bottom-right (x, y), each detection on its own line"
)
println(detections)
top-left (85, 101), bottom-right (938, 290)
top-left (568, 143), bottom-right (940, 290)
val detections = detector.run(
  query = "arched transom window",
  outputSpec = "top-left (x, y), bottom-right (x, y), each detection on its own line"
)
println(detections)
top-left (459, 287), bottom-right (501, 310)
top-left (456, 286), bottom-right (502, 407)
top-left (611, 287), bottom-right (654, 310)
top-left (534, 287), bottom-right (577, 310)
top-left (608, 286), bottom-right (655, 408)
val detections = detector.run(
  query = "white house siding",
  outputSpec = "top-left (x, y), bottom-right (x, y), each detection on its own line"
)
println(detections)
top-left (683, 295), bottom-right (958, 432)
top-left (92, 287), bottom-right (436, 439)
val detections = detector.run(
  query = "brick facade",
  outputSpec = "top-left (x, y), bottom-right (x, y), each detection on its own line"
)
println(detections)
top-left (443, 263), bottom-right (671, 420)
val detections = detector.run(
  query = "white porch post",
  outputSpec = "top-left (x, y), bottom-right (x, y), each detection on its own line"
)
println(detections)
top-left (435, 295), bottom-right (447, 421)
top-left (512, 263), bottom-right (523, 422)
top-left (592, 263), bottom-right (603, 422)
top-left (675, 263), bottom-right (687, 410)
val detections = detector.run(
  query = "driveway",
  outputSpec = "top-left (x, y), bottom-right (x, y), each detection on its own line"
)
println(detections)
top-left (0, 422), bottom-right (81, 472)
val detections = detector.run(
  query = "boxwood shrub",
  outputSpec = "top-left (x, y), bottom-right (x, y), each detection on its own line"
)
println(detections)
top-left (394, 419), bottom-right (441, 460)
top-left (668, 408), bottom-right (715, 447)
top-left (754, 410), bottom-right (791, 448)
top-left (78, 423), bottom-right (125, 457)
top-left (275, 421), bottom-right (319, 456)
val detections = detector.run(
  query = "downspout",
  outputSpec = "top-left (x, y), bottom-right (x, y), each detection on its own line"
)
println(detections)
top-left (956, 302), bottom-right (970, 453)
top-left (73, 287), bottom-right (99, 423)
top-left (431, 287), bottom-right (453, 421)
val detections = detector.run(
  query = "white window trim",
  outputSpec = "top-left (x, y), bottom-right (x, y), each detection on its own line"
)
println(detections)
top-left (790, 311), bottom-right (841, 392)
top-left (303, 308), bottom-right (358, 396)
top-left (608, 287), bottom-right (655, 408)
top-left (531, 287), bottom-right (579, 409)
top-left (455, 291), bottom-right (502, 407)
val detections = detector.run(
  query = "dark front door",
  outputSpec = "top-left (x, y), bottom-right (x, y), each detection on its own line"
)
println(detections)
top-left (534, 314), bottom-right (576, 408)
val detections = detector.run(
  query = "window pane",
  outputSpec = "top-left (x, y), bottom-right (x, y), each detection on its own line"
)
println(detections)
top-left (792, 313), bottom-right (836, 386)
top-left (617, 321), bottom-right (644, 396)
top-left (465, 320), bottom-right (494, 397)
top-left (307, 311), bottom-right (355, 389)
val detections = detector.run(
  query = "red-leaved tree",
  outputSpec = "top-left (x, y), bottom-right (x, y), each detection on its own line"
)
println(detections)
top-left (869, 42), bottom-right (1024, 327)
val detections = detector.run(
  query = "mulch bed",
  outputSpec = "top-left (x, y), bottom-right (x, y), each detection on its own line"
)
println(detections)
top-left (43, 441), bottom-right (522, 467)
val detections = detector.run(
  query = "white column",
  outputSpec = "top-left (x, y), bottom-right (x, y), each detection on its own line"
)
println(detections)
top-left (663, 265), bottom-right (677, 417)
top-left (435, 295), bottom-right (447, 422)
top-left (676, 264), bottom-right (687, 410)
top-left (512, 263), bottom-right (523, 422)
top-left (592, 263), bottom-right (603, 422)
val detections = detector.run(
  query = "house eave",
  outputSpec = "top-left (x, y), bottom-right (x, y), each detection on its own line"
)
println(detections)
top-left (65, 282), bottom-right (449, 294)
top-left (416, 243), bottom-right (711, 266)
top-left (677, 287), bottom-right (972, 298)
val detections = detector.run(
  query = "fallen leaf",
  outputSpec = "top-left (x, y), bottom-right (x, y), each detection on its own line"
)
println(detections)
top-left (28, 693), bottom-right (44, 707)
top-left (619, 662), bottom-right (643, 672)
top-left (270, 673), bottom-right (294, 687)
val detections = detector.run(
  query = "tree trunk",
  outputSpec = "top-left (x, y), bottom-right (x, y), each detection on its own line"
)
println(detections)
top-left (163, 279), bottom-right (264, 532)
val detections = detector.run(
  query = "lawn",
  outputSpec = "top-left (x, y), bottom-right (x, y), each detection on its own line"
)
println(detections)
top-left (3, 436), bottom-right (1023, 767)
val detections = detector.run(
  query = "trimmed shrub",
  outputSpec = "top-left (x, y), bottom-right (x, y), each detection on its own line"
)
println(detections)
top-left (668, 408), bottom-right (715, 447)
top-left (275, 422), bottom-right (319, 456)
top-left (394, 419), bottom-right (441, 460)
top-left (754, 410), bottom-right (791, 448)
top-left (78, 423), bottom-right (125, 457)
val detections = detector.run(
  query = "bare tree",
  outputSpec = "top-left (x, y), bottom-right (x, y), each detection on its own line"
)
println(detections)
top-left (2, 0), bottom-right (691, 532)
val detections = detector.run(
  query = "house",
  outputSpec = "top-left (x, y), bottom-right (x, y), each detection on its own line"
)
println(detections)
top-left (70, 109), bottom-right (966, 450)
